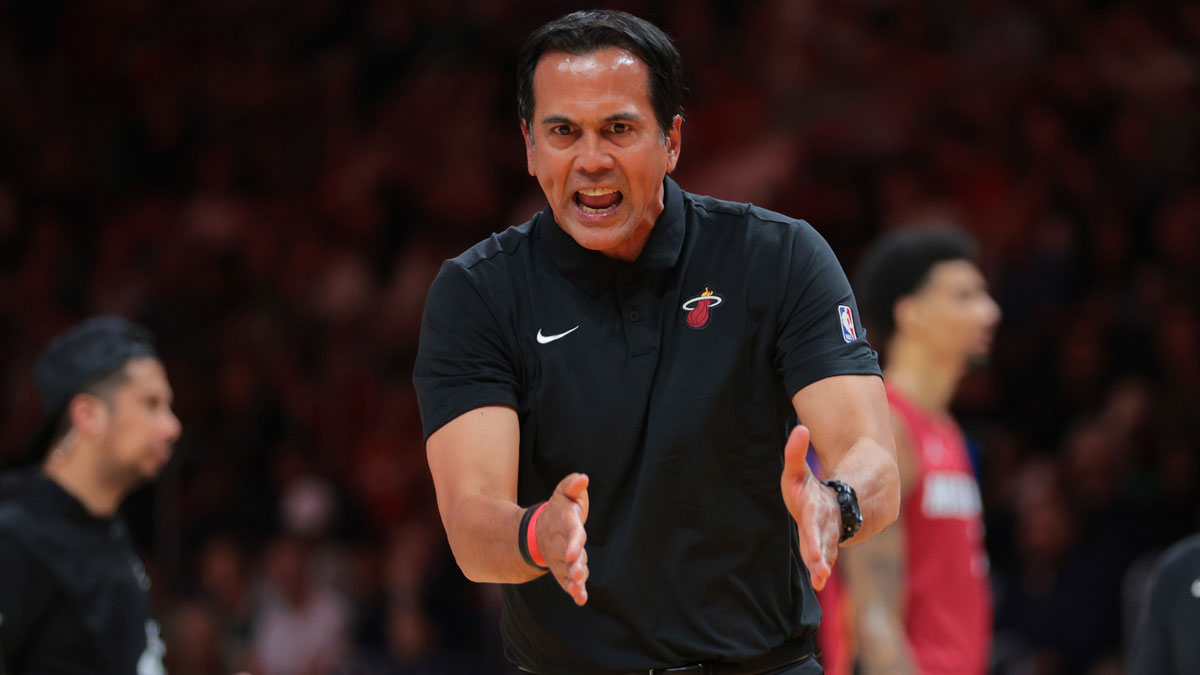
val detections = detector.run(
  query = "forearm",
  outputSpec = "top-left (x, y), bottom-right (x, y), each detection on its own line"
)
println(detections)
top-left (842, 525), bottom-right (918, 675)
top-left (791, 375), bottom-right (899, 544)
top-left (855, 609), bottom-right (920, 675)
top-left (828, 436), bottom-right (899, 543)
top-left (444, 494), bottom-right (545, 584)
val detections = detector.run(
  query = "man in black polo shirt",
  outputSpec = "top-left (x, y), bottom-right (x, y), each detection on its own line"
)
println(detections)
top-left (413, 10), bottom-right (900, 675)
top-left (0, 317), bottom-right (179, 674)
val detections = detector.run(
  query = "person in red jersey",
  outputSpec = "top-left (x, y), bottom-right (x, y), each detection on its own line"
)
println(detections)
top-left (822, 227), bottom-right (1000, 675)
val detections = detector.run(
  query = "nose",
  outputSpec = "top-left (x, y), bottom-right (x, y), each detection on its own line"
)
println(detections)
top-left (576, 131), bottom-right (613, 174)
top-left (165, 408), bottom-right (182, 443)
top-left (984, 294), bottom-right (1002, 328)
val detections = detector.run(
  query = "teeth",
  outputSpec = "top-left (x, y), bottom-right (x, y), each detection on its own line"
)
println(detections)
top-left (578, 187), bottom-right (617, 196)
top-left (580, 204), bottom-right (613, 214)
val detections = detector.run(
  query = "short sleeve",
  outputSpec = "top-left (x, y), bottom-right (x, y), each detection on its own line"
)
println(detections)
top-left (413, 260), bottom-right (520, 440)
top-left (774, 222), bottom-right (880, 397)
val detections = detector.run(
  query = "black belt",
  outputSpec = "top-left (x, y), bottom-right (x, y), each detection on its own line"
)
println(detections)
top-left (644, 637), bottom-right (815, 675)
top-left (519, 637), bottom-right (816, 675)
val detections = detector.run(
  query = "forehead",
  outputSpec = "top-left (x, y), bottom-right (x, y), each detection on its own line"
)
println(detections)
top-left (532, 47), bottom-right (652, 114)
top-left (118, 357), bottom-right (172, 394)
top-left (921, 259), bottom-right (985, 291)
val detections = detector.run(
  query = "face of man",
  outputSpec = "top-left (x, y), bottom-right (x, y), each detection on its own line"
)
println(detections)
top-left (96, 357), bottom-right (181, 486)
top-left (522, 47), bottom-right (682, 262)
top-left (902, 260), bottom-right (1001, 363)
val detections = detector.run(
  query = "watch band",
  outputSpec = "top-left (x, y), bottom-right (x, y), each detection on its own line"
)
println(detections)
top-left (822, 479), bottom-right (863, 543)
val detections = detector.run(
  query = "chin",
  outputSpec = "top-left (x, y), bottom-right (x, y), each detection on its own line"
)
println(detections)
top-left (140, 455), bottom-right (172, 480)
top-left (567, 225), bottom-right (627, 252)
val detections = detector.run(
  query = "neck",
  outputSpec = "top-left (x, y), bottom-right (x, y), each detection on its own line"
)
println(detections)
top-left (42, 440), bottom-right (126, 517)
top-left (883, 336), bottom-right (966, 414)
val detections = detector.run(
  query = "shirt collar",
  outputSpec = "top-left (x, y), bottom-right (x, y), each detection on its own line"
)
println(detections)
top-left (539, 176), bottom-right (686, 296)
top-left (0, 469), bottom-right (116, 527)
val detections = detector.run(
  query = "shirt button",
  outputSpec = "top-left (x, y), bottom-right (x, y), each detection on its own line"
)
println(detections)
top-left (629, 309), bottom-right (641, 322)
top-left (622, 271), bottom-right (636, 283)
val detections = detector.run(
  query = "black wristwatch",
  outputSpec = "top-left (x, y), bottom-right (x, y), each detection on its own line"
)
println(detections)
top-left (823, 479), bottom-right (863, 543)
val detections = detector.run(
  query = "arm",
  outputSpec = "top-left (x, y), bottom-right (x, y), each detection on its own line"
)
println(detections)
top-left (781, 374), bottom-right (899, 590)
top-left (840, 410), bottom-right (921, 675)
top-left (425, 405), bottom-right (590, 604)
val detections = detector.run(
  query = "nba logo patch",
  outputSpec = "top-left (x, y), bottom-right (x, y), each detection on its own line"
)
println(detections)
top-left (838, 305), bottom-right (857, 342)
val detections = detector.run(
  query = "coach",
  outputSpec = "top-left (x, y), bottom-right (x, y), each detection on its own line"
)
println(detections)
top-left (413, 10), bottom-right (899, 675)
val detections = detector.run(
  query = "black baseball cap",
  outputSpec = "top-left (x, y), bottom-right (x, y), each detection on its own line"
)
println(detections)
top-left (29, 316), bottom-right (158, 461)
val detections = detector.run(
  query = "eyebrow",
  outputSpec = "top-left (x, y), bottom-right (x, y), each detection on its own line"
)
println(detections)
top-left (539, 112), bottom-right (643, 125)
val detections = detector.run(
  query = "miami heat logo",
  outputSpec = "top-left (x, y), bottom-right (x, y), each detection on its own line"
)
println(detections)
top-left (682, 286), bottom-right (723, 330)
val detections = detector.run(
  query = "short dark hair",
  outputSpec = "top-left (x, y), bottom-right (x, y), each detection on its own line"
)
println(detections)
top-left (855, 227), bottom-right (978, 342)
top-left (46, 362), bottom-right (134, 451)
top-left (516, 10), bottom-right (684, 137)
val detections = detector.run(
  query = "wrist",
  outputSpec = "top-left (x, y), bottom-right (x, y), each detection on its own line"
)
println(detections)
top-left (518, 501), bottom-right (549, 570)
top-left (822, 479), bottom-right (863, 543)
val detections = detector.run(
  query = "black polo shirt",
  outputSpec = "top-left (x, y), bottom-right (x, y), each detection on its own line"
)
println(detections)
top-left (414, 176), bottom-right (879, 674)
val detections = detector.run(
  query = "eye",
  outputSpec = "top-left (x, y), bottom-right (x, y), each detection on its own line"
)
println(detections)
top-left (550, 124), bottom-right (573, 136)
top-left (611, 122), bottom-right (630, 134)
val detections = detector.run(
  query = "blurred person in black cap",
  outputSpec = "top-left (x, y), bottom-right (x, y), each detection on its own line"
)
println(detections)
top-left (1127, 532), bottom-right (1200, 674)
top-left (0, 316), bottom-right (180, 674)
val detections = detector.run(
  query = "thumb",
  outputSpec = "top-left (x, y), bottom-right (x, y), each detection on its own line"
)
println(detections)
top-left (782, 424), bottom-right (812, 483)
top-left (562, 473), bottom-right (589, 502)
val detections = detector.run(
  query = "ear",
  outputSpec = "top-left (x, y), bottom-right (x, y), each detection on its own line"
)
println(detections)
top-left (664, 115), bottom-right (683, 174)
top-left (892, 295), bottom-right (923, 335)
top-left (67, 393), bottom-right (110, 440)
top-left (521, 120), bottom-right (536, 176)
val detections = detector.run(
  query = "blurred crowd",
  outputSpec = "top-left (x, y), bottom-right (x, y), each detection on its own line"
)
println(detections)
top-left (0, 1), bottom-right (1197, 674)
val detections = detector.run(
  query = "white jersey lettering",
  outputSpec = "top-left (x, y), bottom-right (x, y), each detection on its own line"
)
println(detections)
top-left (921, 471), bottom-right (982, 519)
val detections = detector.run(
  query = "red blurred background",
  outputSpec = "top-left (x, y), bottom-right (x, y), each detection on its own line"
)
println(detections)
top-left (1, 1), bottom-right (1197, 673)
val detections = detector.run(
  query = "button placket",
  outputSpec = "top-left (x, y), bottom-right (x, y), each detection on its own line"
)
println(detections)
top-left (617, 269), bottom-right (656, 356)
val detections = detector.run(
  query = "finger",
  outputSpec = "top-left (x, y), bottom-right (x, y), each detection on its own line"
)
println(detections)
top-left (810, 562), bottom-right (830, 591)
top-left (561, 473), bottom-right (589, 502)
top-left (567, 551), bottom-right (588, 604)
top-left (564, 546), bottom-right (589, 603)
top-left (574, 549), bottom-right (589, 584)
top-left (800, 522), bottom-right (830, 568)
top-left (564, 512), bottom-right (587, 562)
top-left (781, 425), bottom-right (812, 484)
top-left (801, 526), bottom-right (825, 569)
top-left (571, 584), bottom-right (588, 606)
top-left (566, 560), bottom-right (588, 588)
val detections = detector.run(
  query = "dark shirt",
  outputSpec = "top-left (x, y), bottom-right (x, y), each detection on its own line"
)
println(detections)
top-left (0, 470), bottom-right (164, 675)
top-left (1128, 534), bottom-right (1200, 675)
top-left (414, 177), bottom-right (879, 674)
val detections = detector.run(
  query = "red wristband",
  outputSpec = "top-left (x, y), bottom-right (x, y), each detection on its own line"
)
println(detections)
top-left (526, 501), bottom-right (549, 568)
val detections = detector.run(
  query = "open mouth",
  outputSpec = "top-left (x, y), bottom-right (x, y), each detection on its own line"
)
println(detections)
top-left (574, 187), bottom-right (623, 215)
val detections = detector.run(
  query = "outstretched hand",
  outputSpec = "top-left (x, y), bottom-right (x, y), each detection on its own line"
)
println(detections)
top-left (536, 472), bottom-right (591, 605)
top-left (780, 425), bottom-right (842, 591)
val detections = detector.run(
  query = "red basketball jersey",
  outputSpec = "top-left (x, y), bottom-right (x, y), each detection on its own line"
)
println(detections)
top-left (888, 383), bottom-right (992, 675)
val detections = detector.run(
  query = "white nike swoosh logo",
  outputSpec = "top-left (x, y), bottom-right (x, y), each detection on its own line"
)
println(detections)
top-left (537, 326), bottom-right (579, 344)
